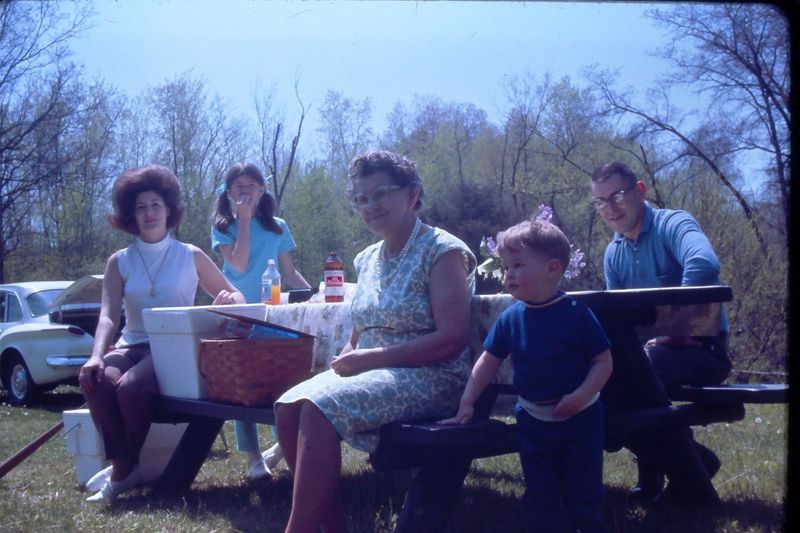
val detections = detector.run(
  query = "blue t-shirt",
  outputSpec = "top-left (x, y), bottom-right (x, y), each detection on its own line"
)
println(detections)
top-left (604, 203), bottom-right (728, 333)
top-left (484, 296), bottom-right (610, 402)
top-left (211, 217), bottom-right (297, 303)
top-left (604, 203), bottom-right (722, 289)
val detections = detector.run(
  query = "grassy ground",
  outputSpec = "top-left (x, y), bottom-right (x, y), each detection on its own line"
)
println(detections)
top-left (0, 386), bottom-right (788, 532)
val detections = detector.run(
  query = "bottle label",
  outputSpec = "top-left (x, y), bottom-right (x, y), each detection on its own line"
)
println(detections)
top-left (324, 269), bottom-right (345, 296)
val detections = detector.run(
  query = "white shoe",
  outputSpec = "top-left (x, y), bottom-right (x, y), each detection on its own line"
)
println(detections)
top-left (247, 460), bottom-right (271, 480)
top-left (86, 466), bottom-right (142, 503)
top-left (262, 444), bottom-right (283, 471)
top-left (86, 465), bottom-right (113, 492)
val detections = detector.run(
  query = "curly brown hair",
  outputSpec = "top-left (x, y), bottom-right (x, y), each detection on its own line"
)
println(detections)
top-left (347, 150), bottom-right (425, 210)
top-left (109, 165), bottom-right (185, 235)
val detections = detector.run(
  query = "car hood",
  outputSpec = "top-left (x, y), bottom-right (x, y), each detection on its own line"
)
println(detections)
top-left (50, 274), bottom-right (104, 308)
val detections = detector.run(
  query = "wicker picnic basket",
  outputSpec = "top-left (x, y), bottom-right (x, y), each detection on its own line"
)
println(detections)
top-left (198, 337), bottom-right (314, 406)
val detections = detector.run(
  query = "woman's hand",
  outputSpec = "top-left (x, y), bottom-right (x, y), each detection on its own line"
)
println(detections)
top-left (79, 358), bottom-right (105, 393)
top-left (212, 289), bottom-right (240, 305)
top-left (330, 348), bottom-right (379, 377)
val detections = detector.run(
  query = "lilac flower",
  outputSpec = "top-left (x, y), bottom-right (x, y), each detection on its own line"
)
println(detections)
top-left (564, 247), bottom-right (586, 280)
top-left (478, 204), bottom-right (586, 283)
top-left (485, 236), bottom-right (497, 256)
top-left (535, 204), bottom-right (553, 222)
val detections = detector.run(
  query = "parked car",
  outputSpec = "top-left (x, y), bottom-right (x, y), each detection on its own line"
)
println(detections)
top-left (0, 275), bottom-right (114, 405)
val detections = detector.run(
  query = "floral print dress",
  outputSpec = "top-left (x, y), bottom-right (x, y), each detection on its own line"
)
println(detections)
top-left (276, 226), bottom-right (476, 453)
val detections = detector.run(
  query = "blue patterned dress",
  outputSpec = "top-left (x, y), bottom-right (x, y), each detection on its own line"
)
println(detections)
top-left (276, 226), bottom-right (476, 452)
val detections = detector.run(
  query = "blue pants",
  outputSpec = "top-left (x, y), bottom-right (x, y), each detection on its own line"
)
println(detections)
top-left (515, 401), bottom-right (606, 533)
top-left (234, 421), bottom-right (260, 453)
top-left (234, 422), bottom-right (279, 453)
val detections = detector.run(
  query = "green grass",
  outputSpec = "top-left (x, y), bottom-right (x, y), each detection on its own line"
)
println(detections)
top-left (0, 387), bottom-right (787, 532)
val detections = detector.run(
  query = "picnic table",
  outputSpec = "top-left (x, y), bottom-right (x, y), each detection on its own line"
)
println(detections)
top-left (150, 286), bottom-right (787, 531)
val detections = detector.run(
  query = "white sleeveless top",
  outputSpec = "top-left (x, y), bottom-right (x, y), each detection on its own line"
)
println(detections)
top-left (116, 235), bottom-right (199, 347)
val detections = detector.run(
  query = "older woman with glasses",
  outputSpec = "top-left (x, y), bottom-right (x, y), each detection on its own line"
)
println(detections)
top-left (274, 149), bottom-right (476, 532)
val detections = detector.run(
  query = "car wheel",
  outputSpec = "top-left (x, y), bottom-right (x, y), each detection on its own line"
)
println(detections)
top-left (3, 353), bottom-right (40, 406)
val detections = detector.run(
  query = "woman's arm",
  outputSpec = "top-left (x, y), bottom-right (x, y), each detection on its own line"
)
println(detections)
top-left (278, 251), bottom-right (311, 289)
top-left (330, 249), bottom-right (471, 376)
top-left (192, 246), bottom-right (246, 304)
top-left (79, 253), bottom-right (124, 391)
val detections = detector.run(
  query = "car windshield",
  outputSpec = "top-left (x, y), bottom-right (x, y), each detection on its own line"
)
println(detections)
top-left (27, 289), bottom-right (65, 317)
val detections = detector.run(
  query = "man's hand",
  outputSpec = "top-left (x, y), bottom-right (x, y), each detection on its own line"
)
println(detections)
top-left (645, 335), bottom-right (702, 349)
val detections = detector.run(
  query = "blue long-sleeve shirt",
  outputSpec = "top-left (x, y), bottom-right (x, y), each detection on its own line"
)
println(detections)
top-left (604, 203), bottom-right (728, 334)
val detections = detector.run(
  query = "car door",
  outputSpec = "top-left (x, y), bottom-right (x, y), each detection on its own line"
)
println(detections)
top-left (0, 290), bottom-right (24, 335)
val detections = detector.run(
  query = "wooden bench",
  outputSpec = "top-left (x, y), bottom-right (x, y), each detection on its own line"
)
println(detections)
top-left (150, 286), bottom-right (788, 532)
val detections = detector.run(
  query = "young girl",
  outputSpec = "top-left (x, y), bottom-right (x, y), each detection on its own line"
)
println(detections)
top-left (211, 162), bottom-right (310, 479)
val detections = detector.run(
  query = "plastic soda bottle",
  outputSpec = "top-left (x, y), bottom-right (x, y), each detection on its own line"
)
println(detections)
top-left (324, 251), bottom-right (345, 303)
top-left (261, 259), bottom-right (281, 305)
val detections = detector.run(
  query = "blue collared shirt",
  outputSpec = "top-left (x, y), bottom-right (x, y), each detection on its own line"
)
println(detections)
top-left (604, 203), bottom-right (728, 333)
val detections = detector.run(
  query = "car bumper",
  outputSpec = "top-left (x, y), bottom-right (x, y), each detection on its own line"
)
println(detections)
top-left (46, 356), bottom-right (90, 368)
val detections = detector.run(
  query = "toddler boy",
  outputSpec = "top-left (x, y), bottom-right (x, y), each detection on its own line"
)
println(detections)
top-left (442, 219), bottom-right (612, 532)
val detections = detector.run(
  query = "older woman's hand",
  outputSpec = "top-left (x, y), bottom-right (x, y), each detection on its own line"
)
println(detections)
top-left (330, 348), bottom-right (380, 377)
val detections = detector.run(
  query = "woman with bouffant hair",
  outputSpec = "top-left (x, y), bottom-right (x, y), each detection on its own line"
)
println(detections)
top-left (79, 165), bottom-right (245, 502)
top-left (109, 165), bottom-right (185, 233)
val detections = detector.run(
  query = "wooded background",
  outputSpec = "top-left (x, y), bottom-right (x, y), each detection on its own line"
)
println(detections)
top-left (0, 2), bottom-right (789, 374)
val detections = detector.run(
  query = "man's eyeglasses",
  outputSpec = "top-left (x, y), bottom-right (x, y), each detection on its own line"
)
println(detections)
top-left (349, 185), bottom-right (405, 209)
top-left (590, 183), bottom-right (637, 210)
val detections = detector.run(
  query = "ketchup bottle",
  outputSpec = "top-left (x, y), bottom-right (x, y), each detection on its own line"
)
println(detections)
top-left (324, 251), bottom-right (345, 303)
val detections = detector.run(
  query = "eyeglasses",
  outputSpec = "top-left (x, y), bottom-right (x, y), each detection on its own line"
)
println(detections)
top-left (590, 183), bottom-right (637, 210)
top-left (349, 185), bottom-right (405, 209)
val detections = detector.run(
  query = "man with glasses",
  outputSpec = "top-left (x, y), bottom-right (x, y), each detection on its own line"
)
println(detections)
top-left (590, 161), bottom-right (732, 504)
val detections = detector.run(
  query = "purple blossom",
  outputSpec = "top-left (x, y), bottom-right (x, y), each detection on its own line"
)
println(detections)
top-left (478, 205), bottom-right (587, 282)
top-left (564, 248), bottom-right (586, 280)
top-left (535, 204), bottom-right (553, 222)
top-left (485, 236), bottom-right (497, 256)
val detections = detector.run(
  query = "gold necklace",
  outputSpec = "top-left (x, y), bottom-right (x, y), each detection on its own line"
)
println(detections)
top-left (135, 241), bottom-right (172, 296)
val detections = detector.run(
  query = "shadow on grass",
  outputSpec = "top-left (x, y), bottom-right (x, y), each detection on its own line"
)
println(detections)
top-left (74, 467), bottom-right (784, 533)
top-left (102, 473), bottom-right (295, 532)
top-left (604, 485), bottom-right (785, 532)
top-left (0, 385), bottom-right (85, 414)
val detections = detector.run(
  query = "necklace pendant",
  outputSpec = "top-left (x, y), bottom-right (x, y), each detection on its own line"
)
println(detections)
top-left (150, 288), bottom-right (157, 297)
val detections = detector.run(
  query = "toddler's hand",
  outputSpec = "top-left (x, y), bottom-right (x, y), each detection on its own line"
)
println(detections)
top-left (552, 393), bottom-right (583, 419)
top-left (439, 404), bottom-right (474, 425)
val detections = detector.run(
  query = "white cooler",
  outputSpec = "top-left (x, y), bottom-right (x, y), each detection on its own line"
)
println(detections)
top-left (62, 409), bottom-right (187, 487)
top-left (142, 303), bottom-right (267, 399)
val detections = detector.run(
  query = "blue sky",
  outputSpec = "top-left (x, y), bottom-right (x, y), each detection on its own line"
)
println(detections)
top-left (70, 1), bottom-right (679, 154)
